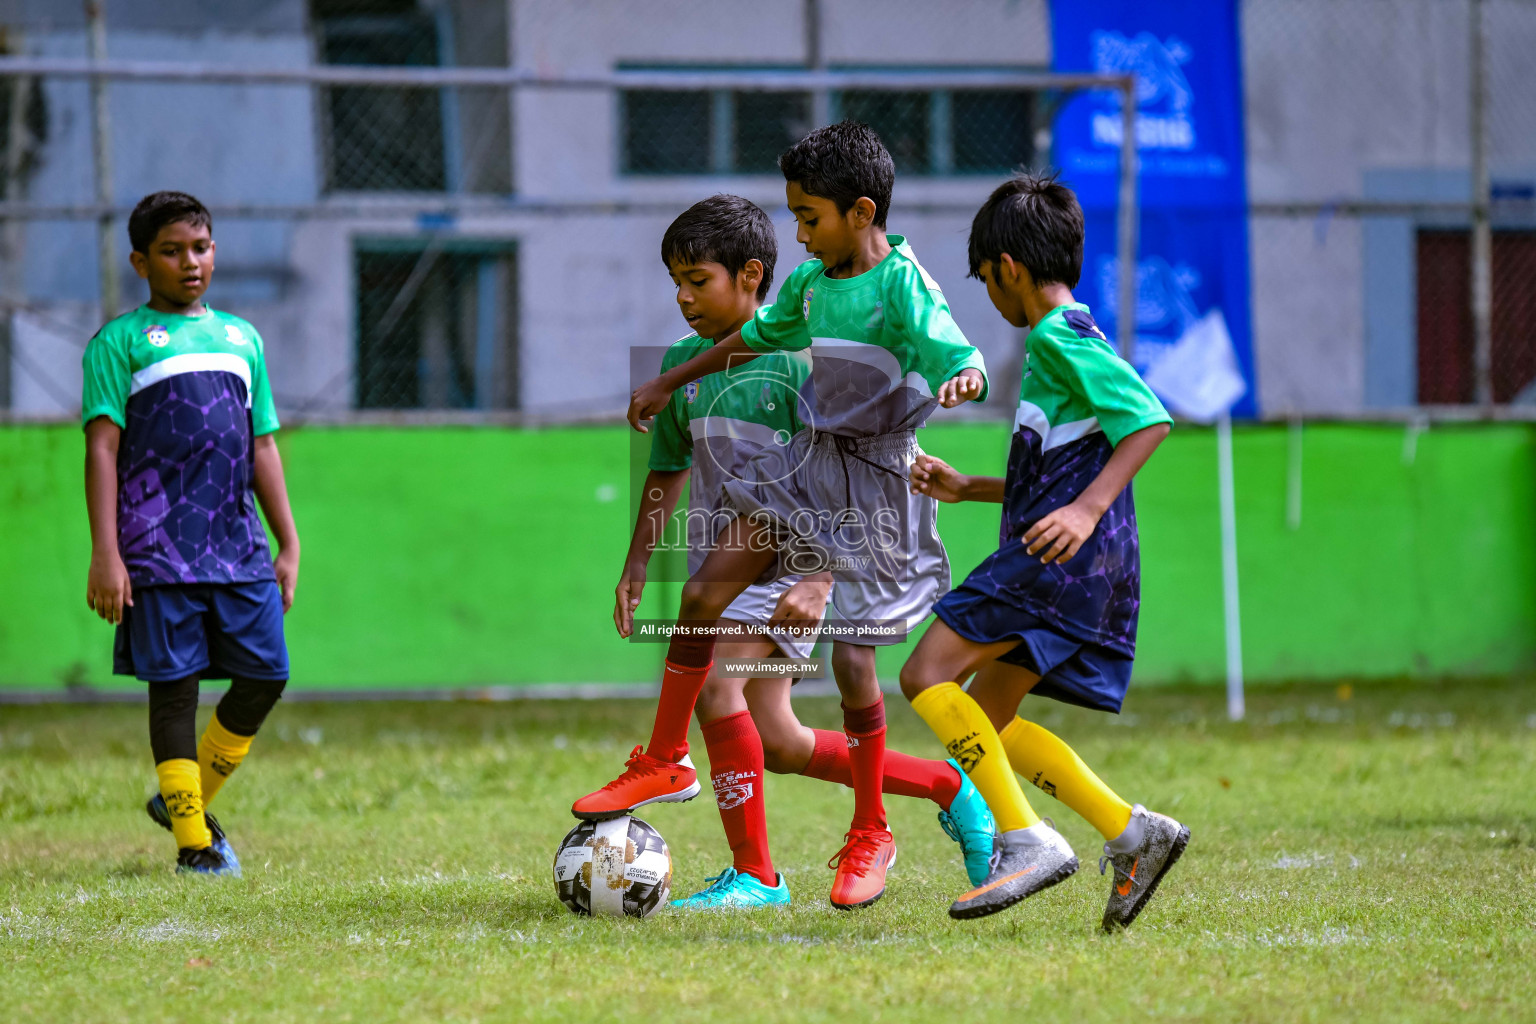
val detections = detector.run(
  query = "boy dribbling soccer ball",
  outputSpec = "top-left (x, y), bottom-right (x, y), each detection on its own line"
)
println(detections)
top-left (618, 193), bottom-right (996, 910)
top-left (577, 123), bottom-right (991, 909)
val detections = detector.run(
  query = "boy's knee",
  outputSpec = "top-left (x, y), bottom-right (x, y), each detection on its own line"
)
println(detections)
top-left (694, 670), bottom-right (737, 723)
top-left (761, 744), bottom-right (803, 776)
top-left (149, 675), bottom-right (200, 717)
top-left (677, 580), bottom-right (720, 621)
top-left (970, 687), bottom-right (1016, 732)
top-left (215, 677), bottom-right (287, 736)
top-left (697, 669), bottom-right (749, 724)
top-left (830, 643), bottom-right (875, 680)
top-left (898, 660), bottom-right (931, 702)
top-left (147, 675), bottom-right (201, 763)
top-left (753, 715), bottom-right (800, 774)
top-left (832, 643), bottom-right (884, 707)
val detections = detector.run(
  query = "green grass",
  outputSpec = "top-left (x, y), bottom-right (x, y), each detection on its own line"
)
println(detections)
top-left (3, 679), bottom-right (1534, 1023)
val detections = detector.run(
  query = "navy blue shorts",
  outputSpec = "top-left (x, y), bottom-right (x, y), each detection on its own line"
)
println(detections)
top-left (114, 582), bottom-right (289, 683)
top-left (934, 585), bottom-right (1133, 714)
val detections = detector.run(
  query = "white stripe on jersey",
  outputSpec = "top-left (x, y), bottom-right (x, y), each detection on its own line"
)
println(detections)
top-left (1014, 399), bottom-right (1102, 452)
top-left (129, 352), bottom-right (253, 408)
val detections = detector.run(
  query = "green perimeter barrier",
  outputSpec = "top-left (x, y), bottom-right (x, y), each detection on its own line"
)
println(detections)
top-left (2, 421), bottom-right (1533, 692)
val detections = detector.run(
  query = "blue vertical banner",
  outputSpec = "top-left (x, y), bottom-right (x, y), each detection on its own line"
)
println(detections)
top-left (1050, 0), bottom-right (1258, 417)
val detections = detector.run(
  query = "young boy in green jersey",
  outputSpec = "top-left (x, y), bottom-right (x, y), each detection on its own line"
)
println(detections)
top-left (616, 195), bottom-right (996, 909)
top-left (82, 191), bottom-right (299, 876)
top-left (901, 174), bottom-right (1189, 928)
top-left (577, 123), bottom-right (988, 910)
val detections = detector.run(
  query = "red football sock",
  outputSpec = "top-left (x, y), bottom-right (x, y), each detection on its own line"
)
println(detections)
top-left (803, 728), bottom-right (962, 809)
top-left (645, 627), bottom-right (715, 762)
top-left (701, 710), bottom-right (774, 886)
top-left (843, 699), bottom-right (888, 832)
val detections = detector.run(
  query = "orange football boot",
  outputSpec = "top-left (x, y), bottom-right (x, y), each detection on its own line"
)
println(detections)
top-left (827, 828), bottom-right (897, 909)
top-left (570, 745), bottom-right (700, 820)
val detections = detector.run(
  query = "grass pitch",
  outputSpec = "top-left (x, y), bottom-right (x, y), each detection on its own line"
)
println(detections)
top-left (2, 678), bottom-right (1534, 1023)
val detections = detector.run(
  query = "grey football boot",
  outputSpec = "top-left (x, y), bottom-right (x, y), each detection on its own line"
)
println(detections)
top-left (948, 819), bottom-right (1078, 920)
top-left (1099, 804), bottom-right (1189, 932)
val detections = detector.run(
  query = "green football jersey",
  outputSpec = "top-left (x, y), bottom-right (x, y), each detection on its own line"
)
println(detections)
top-left (740, 235), bottom-right (987, 436)
top-left (81, 304), bottom-right (279, 586)
top-left (959, 302), bottom-right (1171, 657)
top-left (649, 333), bottom-right (810, 575)
top-left (1015, 303), bottom-right (1170, 450)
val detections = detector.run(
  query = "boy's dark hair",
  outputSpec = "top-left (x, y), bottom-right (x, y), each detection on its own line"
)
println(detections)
top-left (660, 194), bottom-right (777, 301)
top-left (128, 191), bottom-right (212, 253)
top-left (778, 121), bottom-right (895, 229)
top-left (967, 173), bottom-right (1084, 288)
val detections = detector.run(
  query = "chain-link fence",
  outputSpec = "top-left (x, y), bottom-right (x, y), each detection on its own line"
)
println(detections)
top-left (1242, 0), bottom-right (1536, 412)
top-left (0, 0), bottom-right (1531, 422)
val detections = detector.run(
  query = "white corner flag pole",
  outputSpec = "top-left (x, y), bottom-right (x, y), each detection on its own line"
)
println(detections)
top-left (1216, 413), bottom-right (1245, 721)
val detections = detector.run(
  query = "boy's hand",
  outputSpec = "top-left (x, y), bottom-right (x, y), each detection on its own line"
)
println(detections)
top-left (768, 572), bottom-right (832, 634)
top-left (936, 368), bottom-right (984, 408)
top-left (274, 547), bottom-right (299, 613)
top-left (1023, 500), bottom-right (1101, 564)
top-left (627, 376), bottom-right (674, 433)
top-left (86, 551), bottom-right (133, 625)
top-left (909, 453), bottom-right (969, 503)
top-left (614, 562), bottom-right (646, 638)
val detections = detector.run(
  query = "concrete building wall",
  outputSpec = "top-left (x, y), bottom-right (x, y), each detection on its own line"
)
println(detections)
top-left (505, 0), bottom-right (1049, 418)
top-left (7, 14), bottom-right (316, 415)
top-left (5, 0), bottom-right (1529, 419)
top-left (1240, 0), bottom-right (1536, 412)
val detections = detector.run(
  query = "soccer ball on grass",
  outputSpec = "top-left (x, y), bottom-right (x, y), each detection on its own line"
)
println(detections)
top-left (552, 815), bottom-right (672, 918)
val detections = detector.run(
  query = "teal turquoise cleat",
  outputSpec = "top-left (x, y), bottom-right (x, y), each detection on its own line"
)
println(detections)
top-left (670, 867), bottom-right (791, 910)
top-left (936, 758), bottom-right (997, 886)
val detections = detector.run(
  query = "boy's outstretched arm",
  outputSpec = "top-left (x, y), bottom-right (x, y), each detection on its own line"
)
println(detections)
top-left (253, 434), bottom-right (301, 612)
top-left (910, 452), bottom-right (1004, 503)
top-left (615, 468), bottom-right (689, 637)
top-left (84, 417), bottom-right (132, 624)
top-left (627, 333), bottom-right (758, 432)
top-left (1025, 422), bottom-right (1171, 564)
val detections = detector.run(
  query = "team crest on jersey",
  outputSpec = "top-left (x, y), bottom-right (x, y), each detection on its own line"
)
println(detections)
top-left (802, 287), bottom-right (814, 321)
top-left (684, 380), bottom-right (700, 404)
top-left (142, 325), bottom-right (170, 347)
top-left (224, 324), bottom-right (248, 345)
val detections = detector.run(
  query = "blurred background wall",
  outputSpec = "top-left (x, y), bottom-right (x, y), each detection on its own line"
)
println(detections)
top-left (1, 0), bottom-right (1532, 691)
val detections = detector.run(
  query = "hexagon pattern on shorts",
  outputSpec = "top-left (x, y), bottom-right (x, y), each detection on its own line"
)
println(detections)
top-left (947, 427), bottom-right (1142, 656)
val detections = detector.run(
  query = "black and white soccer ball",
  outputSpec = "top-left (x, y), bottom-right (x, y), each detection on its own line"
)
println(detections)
top-left (552, 816), bottom-right (672, 918)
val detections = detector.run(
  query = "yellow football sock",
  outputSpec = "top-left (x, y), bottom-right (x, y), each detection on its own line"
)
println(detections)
top-left (910, 682), bottom-right (1040, 832)
top-left (999, 717), bottom-right (1132, 840)
top-left (155, 758), bottom-right (212, 850)
top-left (197, 713), bottom-right (254, 808)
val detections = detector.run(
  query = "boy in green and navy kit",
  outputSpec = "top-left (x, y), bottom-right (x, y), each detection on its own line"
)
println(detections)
top-left (902, 174), bottom-right (1190, 928)
top-left (82, 191), bottom-right (299, 876)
